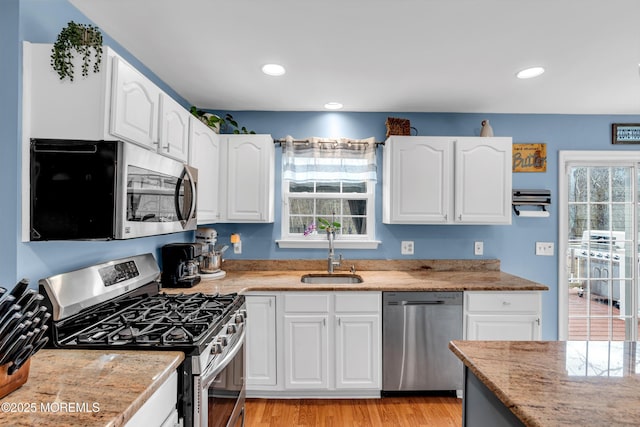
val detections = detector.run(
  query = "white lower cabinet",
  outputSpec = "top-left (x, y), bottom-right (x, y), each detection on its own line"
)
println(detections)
top-left (245, 295), bottom-right (277, 387)
top-left (464, 291), bottom-right (542, 340)
top-left (125, 370), bottom-right (178, 427)
top-left (246, 291), bottom-right (381, 398)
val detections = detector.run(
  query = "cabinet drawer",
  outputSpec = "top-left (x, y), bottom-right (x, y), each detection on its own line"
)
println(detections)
top-left (284, 293), bottom-right (330, 312)
top-left (465, 291), bottom-right (540, 313)
top-left (335, 293), bottom-right (380, 313)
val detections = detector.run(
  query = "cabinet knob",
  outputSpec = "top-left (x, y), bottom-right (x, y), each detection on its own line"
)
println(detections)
top-left (502, 301), bottom-right (511, 305)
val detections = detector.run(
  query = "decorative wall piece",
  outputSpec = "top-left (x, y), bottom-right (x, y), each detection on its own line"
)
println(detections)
top-left (512, 143), bottom-right (547, 172)
top-left (612, 123), bottom-right (640, 144)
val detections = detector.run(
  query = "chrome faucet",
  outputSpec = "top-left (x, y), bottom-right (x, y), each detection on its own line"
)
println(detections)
top-left (327, 227), bottom-right (343, 273)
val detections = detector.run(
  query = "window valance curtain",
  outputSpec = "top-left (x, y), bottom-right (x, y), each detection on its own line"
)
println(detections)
top-left (282, 136), bottom-right (377, 183)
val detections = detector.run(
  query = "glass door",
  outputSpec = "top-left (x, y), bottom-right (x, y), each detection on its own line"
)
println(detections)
top-left (565, 164), bottom-right (637, 340)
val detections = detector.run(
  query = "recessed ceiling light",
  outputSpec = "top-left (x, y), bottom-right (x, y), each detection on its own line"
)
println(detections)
top-left (324, 102), bottom-right (343, 110)
top-left (516, 66), bottom-right (545, 79)
top-left (261, 63), bottom-right (286, 76)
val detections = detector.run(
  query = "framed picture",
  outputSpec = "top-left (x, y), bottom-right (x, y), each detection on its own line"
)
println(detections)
top-left (612, 123), bottom-right (640, 144)
top-left (512, 143), bottom-right (547, 172)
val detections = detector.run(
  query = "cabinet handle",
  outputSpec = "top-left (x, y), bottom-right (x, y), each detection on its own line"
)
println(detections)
top-left (536, 318), bottom-right (541, 325)
top-left (338, 317), bottom-right (341, 326)
top-left (458, 214), bottom-right (462, 221)
top-left (502, 301), bottom-right (511, 305)
top-left (323, 318), bottom-right (326, 327)
top-left (163, 144), bottom-right (170, 152)
top-left (269, 299), bottom-right (272, 307)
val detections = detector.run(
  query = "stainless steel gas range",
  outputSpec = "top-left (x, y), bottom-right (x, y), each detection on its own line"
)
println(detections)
top-left (38, 253), bottom-right (246, 427)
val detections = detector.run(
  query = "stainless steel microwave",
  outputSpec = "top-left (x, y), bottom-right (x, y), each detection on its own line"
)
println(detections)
top-left (30, 139), bottom-right (197, 240)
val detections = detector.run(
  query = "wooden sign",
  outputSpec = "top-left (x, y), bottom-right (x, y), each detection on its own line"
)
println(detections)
top-left (512, 143), bottom-right (547, 172)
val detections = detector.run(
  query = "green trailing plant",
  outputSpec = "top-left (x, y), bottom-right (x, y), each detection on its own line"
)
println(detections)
top-left (51, 21), bottom-right (103, 82)
top-left (189, 107), bottom-right (255, 134)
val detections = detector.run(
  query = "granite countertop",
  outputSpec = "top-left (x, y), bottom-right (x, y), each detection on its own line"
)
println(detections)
top-left (449, 340), bottom-right (640, 426)
top-left (163, 259), bottom-right (548, 295)
top-left (0, 349), bottom-right (184, 427)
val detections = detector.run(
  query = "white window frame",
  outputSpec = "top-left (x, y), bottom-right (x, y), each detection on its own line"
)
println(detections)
top-left (276, 179), bottom-right (380, 249)
top-left (558, 150), bottom-right (639, 341)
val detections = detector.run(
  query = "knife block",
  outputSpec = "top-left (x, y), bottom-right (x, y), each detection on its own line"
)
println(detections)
top-left (0, 359), bottom-right (30, 398)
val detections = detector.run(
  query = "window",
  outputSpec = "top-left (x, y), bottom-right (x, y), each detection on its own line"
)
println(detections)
top-left (277, 138), bottom-right (380, 249)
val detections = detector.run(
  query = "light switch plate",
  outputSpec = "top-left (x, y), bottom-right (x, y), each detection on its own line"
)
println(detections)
top-left (535, 242), bottom-right (554, 256)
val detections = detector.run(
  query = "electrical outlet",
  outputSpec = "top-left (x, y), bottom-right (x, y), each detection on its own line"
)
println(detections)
top-left (474, 241), bottom-right (483, 256)
top-left (535, 242), bottom-right (554, 256)
top-left (233, 240), bottom-right (242, 254)
top-left (401, 241), bottom-right (414, 255)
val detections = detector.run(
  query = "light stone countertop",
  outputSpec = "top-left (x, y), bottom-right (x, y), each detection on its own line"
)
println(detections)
top-left (449, 340), bottom-right (640, 426)
top-left (0, 349), bottom-right (184, 427)
top-left (162, 259), bottom-right (548, 295)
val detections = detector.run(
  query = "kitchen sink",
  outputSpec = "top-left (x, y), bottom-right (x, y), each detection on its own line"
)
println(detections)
top-left (300, 273), bottom-right (364, 284)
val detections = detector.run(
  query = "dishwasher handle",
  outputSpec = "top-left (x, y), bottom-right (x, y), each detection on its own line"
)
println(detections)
top-left (401, 300), bottom-right (446, 305)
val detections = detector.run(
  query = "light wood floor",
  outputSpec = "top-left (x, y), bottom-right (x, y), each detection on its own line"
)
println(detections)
top-left (245, 396), bottom-right (462, 427)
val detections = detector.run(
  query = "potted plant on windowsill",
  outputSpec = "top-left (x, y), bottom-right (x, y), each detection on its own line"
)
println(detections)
top-left (50, 21), bottom-right (103, 82)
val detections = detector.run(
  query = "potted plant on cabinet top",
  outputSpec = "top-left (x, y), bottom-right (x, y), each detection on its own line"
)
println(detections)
top-left (50, 21), bottom-right (103, 82)
top-left (189, 107), bottom-right (256, 134)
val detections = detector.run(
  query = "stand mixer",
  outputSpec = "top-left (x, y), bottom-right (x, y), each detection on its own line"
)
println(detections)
top-left (196, 227), bottom-right (227, 279)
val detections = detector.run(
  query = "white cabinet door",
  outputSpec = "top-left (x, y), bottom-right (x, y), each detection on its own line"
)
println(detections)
top-left (466, 314), bottom-right (541, 340)
top-left (159, 93), bottom-right (189, 162)
top-left (335, 314), bottom-right (380, 389)
top-left (383, 136), bottom-right (512, 224)
top-left (110, 56), bottom-right (160, 149)
top-left (383, 137), bottom-right (452, 223)
top-left (189, 117), bottom-right (221, 224)
top-left (222, 134), bottom-right (274, 222)
top-left (455, 137), bottom-right (512, 224)
top-left (246, 295), bottom-right (277, 387)
top-left (283, 314), bottom-right (329, 389)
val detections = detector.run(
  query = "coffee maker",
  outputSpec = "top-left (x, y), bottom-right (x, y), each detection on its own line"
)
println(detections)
top-left (161, 243), bottom-right (202, 288)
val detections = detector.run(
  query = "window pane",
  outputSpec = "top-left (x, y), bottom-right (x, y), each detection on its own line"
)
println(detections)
top-left (343, 182), bottom-right (366, 193)
top-left (289, 198), bottom-right (314, 215)
top-left (317, 182), bottom-right (340, 193)
top-left (612, 204), bottom-right (632, 233)
top-left (342, 217), bottom-right (366, 235)
top-left (612, 167), bottom-right (631, 202)
top-left (590, 204), bottom-right (609, 230)
top-left (317, 199), bottom-right (340, 216)
top-left (590, 168), bottom-right (610, 202)
top-left (569, 167), bottom-right (588, 203)
top-left (290, 182), bottom-right (313, 193)
top-left (568, 204), bottom-right (588, 240)
top-left (343, 199), bottom-right (366, 215)
top-left (289, 216), bottom-right (315, 234)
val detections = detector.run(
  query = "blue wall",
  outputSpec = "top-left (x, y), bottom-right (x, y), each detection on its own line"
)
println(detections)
top-left (2, 1), bottom-right (639, 340)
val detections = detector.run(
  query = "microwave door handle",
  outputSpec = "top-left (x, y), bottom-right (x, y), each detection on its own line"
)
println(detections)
top-left (174, 166), bottom-right (196, 225)
top-left (185, 166), bottom-right (197, 221)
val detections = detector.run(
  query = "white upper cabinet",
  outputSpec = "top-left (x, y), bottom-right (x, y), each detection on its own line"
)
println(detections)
top-left (110, 56), bottom-right (160, 149)
top-left (383, 136), bottom-right (512, 224)
top-left (27, 42), bottom-right (189, 162)
top-left (158, 93), bottom-right (190, 162)
top-left (188, 116), bottom-right (221, 224)
top-left (218, 134), bottom-right (275, 223)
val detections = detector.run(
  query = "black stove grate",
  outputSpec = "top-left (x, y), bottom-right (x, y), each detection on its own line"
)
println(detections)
top-left (54, 292), bottom-right (240, 349)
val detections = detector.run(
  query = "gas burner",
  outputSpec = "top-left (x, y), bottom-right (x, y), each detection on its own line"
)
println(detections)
top-left (167, 327), bottom-right (188, 341)
top-left (118, 326), bottom-right (140, 341)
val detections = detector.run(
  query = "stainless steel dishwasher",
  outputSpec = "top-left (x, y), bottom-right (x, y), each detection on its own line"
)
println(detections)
top-left (382, 291), bottom-right (463, 394)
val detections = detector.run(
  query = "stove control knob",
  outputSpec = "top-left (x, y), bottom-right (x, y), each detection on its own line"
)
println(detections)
top-left (234, 313), bottom-right (245, 324)
top-left (217, 335), bottom-right (229, 347)
top-left (240, 309), bottom-right (247, 319)
top-left (211, 342), bottom-right (223, 354)
top-left (227, 324), bottom-right (237, 334)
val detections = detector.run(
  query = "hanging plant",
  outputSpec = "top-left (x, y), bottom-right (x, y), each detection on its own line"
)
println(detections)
top-left (50, 21), bottom-right (103, 82)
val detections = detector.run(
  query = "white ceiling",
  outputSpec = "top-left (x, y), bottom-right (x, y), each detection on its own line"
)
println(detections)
top-left (70, 0), bottom-right (640, 114)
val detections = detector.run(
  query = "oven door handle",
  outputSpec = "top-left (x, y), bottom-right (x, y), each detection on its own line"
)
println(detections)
top-left (201, 327), bottom-right (245, 389)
